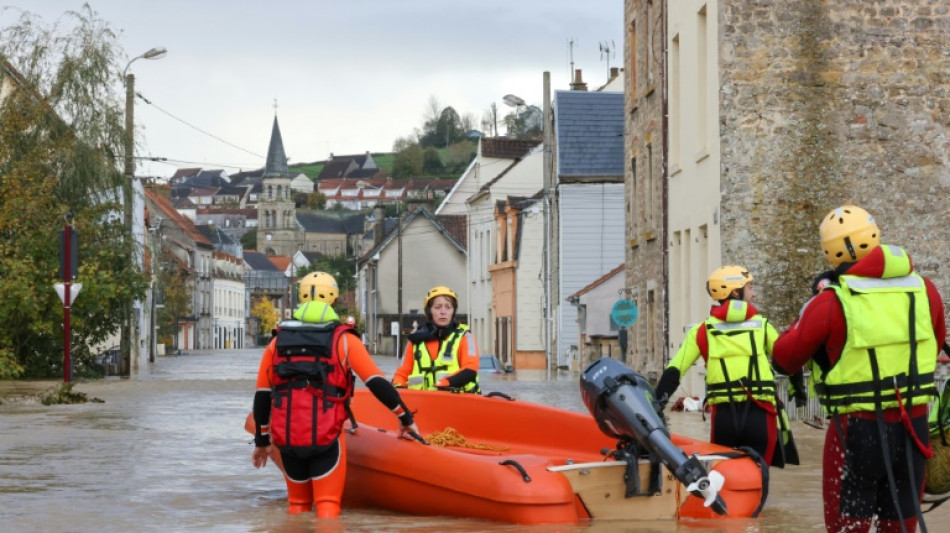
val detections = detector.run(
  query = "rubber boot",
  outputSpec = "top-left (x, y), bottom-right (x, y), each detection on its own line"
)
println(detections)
top-left (286, 478), bottom-right (313, 514)
top-left (314, 500), bottom-right (341, 518)
top-left (312, 436), bottom-right (347, 518)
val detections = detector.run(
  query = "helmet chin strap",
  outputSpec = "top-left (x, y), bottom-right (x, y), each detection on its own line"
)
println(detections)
top-left (844, 236), bottom-right (857, 260)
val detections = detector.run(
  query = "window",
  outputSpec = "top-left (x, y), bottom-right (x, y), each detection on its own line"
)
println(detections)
top-left (647, 0), bottom-right (655, 86)
top-left (646, 144), bottom-right (655, 232)
top-left (628, 19), bottom-right (637, 99)
top-left (629, 156), bottom-right (638, 239)
top-left (696, 5), bottom-right (708, 157)
top-left (670, 34), bottom-right (680, 170)
top-left (647, 289), bottom-right (656, 361)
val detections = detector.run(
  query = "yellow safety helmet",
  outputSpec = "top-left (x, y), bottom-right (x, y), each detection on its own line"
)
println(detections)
top-left (706, 265), bottom-right (753, 301)
top-left (298, 271), bottom-right (339, 305)
top-left (819, 205), bottom-right (880, 267)
top-left (424, 286), bottom-right (458, 310)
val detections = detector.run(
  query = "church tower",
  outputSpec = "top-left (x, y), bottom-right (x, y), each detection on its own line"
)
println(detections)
top-left (256, 115), bottom-right (298, 256)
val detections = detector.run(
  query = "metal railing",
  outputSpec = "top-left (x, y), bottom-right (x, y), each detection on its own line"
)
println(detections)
top-left (774, 373), bottom-right (948, 423)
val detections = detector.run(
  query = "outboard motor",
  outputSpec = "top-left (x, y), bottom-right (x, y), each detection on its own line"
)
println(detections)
top-left (580, 358), bottom-right (727, 515)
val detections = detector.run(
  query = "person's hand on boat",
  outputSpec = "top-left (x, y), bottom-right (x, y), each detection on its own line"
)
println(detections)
top-left (397, 421), bottom-right (420, 440)
top-left (252, 445), bottom-right (272, 468)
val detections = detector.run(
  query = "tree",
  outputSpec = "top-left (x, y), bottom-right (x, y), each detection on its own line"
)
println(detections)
top-left (503, 105), bottom-right (543, 140)
top-left (482, 103), bottom-right (500, 137)
top-left (420, 106), bottom-right (464, 148)
top-left (251, 297), bottom-right (279, 338)
top-left (0, 6), bottom-right (148, 378)
top-left (422, 146), bottom-right (444, 175)
top-left (155, 260), bottom-right (191, 350)
top-left (240, 227), bottom-right (257, 250)
top-left (306, 191), bottom-right (327, 209)
top-left (392, 142), bottom-right (423, 178)
top-left (445, 140), bottom-right (476, 173)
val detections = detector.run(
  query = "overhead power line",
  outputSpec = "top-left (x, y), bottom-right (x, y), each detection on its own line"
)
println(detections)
top-left (136, 91), bottom-right (264, 159)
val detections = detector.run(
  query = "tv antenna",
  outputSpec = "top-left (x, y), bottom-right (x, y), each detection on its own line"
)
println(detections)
top-left (568, 37), bottom-right (576, 81)
top-left (600, 40), bottom-right (616, 77)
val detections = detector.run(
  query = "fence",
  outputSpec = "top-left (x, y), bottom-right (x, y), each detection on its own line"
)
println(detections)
top-left (774, 372), bottom-right (949, 423)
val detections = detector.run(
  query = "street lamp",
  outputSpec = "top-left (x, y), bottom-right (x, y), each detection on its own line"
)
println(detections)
top-left (122, 46), bottom-right (166, 374)
top-left (357, 180), bottom-right (402, 357)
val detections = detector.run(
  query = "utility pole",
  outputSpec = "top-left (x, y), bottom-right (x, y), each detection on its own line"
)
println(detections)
top-left (396, 200), bottom-right (402, 358)
top-left (122, 46), bottom-right (166, 374)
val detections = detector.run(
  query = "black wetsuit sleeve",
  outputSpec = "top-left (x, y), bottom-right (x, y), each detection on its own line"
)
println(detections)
top-left (445, 368), bottom-right (478, 389)
top-left (654, 367), bottom-right (681, 408)
top-left (252, 390), bottom-right (271, 446)
top-left (365, 376), bottom-right (414, 426)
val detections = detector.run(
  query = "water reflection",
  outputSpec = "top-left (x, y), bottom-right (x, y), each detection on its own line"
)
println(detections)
top-left (1, 349), bottom-right (948, 532)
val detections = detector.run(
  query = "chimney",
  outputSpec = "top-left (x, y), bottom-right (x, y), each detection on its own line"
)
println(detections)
top-left (373, 205), bottom-right (386, 247)
top-left (570, 69), bottom-right (588, 91)
top-left (610, 67), bottom-right (619, 79)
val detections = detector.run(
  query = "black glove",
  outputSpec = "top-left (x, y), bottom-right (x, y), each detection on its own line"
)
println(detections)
top-left (811, 270), bottom-right (837, 295)
top-left (788, 370), bottom-right (808, 407)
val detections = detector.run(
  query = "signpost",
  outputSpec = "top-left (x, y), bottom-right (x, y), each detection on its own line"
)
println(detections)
top-left (55, 216), bottom-right (81, 382)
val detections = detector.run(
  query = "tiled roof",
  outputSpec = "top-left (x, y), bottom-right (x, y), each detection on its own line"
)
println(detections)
top-left (436, 214), bottom-right (467, 248)
top-left (268, 255), bottom-right (292, 272)
top-left (480, 137), bottom-right (541, 159)
top-left (554, 91), bottom-right (624, 178)
top-left (144, 188), bottom-right (213, 246)
top-left (296, 211), bottom-right (365, 234)
top-left (243, 251), bottom-right (281, 271)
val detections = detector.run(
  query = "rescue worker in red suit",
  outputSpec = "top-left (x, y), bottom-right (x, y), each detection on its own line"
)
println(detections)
top-left (654, 266), bottom-right (797, 468)
top-left (773, 206), bottom-right (946, 533)
top-left (393, 286), bottom-right (480, 393)
top-left (251, 272), bottom-right (418, 517)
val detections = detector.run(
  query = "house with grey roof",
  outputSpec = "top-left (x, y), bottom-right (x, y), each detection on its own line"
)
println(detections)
top-left (318, 152), bottom-right (383, 180)
top-left (552, 89), bottom-right (626, 370)
top-left (356, 206), bottom-right (467, 356)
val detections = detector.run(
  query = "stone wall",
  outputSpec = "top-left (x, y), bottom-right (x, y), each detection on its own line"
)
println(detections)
top-left (719, 0), bottom-right (950, 328)
top-left (625, 0), bottom-right (669, 377)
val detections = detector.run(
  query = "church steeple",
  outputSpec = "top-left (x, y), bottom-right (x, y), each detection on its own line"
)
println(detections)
top-left (264, 115), bottom-right (289, 177)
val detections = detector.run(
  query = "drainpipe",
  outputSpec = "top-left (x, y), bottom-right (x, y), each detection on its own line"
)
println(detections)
top-left (542, 71), bottom-right (554, 373)
top-left (660, 0), bottom-right (670, 367)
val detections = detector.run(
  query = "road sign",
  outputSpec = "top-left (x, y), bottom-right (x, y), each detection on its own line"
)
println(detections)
top-left (611, 298), bottom-right (638, 327)
top-left (54, 282), bottom-right (83, 305)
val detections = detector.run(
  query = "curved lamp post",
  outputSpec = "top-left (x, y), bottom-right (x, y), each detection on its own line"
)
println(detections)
top-left (122, 46), bottom-right (166, 374)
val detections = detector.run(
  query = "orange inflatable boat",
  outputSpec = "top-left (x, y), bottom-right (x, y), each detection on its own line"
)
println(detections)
top-left (247, 386), bottom-right (767, 524)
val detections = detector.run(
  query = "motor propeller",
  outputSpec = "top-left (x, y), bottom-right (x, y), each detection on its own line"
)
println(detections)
top-left (580, 358), bottom-right (728, 515)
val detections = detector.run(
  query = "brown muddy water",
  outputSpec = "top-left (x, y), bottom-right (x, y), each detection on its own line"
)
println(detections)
top-left (1, 349), bottom-right (948, 532)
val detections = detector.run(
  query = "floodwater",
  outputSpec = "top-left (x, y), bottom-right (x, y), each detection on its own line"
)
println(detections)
top-left (1, 349), bottom-right (948, 533)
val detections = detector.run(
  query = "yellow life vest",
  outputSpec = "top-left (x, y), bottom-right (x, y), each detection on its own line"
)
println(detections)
top-left (407, 324), bottom-right (479, 393)
top-left (704, 300), bottom-right (776, 405)
top-left (817, 246), bottom-right (937, 414)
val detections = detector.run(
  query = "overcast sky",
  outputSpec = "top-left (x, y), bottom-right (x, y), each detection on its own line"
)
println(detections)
top-left (3, 1), bottom-right (623, 178)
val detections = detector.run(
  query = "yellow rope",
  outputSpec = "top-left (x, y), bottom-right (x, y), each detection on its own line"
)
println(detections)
top-left (424, 427), bottom-right (509, 451)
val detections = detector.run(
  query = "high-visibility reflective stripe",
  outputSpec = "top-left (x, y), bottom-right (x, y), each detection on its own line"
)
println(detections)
top-left (710, 320), bottom-right (762, 331)
top-left (845, 275), bottom-right (923, 290)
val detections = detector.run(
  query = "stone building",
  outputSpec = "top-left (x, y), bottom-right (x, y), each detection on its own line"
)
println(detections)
top-left (625, 0), bottom-right (950, 395)
top-left (624, 0), bottom-right (668, 384)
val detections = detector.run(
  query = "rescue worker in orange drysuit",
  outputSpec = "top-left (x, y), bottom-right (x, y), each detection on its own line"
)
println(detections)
top-left (251, 272), bottom-right (418, 517)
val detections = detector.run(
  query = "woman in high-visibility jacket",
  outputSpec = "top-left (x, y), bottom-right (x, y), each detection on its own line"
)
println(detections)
top-left (774, 206), bottom-right (947, 533)
top-left (393, 286), bottom-right (480, 392)
top-left (251, 272), bottom-right (418, 518)
top-left (655, 265), bottom-right (795, 468)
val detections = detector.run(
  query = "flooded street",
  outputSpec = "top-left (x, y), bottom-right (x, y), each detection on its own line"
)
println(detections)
top-left (2, 349), bottom-right (949, 532)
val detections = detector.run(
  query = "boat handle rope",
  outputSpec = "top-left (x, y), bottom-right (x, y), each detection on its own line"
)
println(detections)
top-left (499, 460), bottom-right (532, 482)
top-left (485, 391), bottom-right (515, 401)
